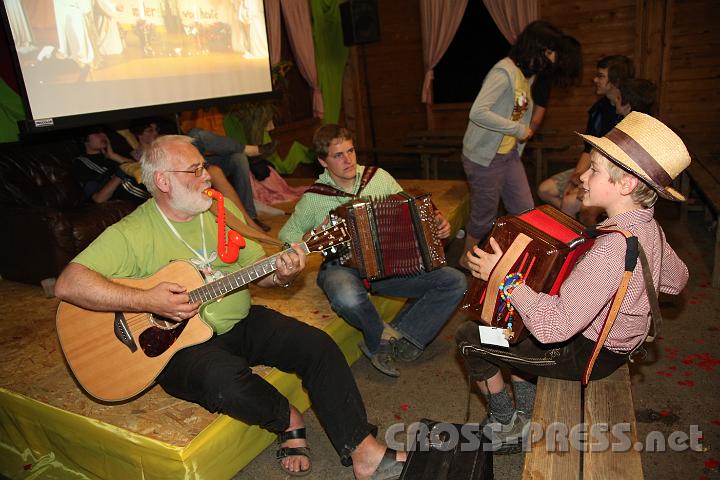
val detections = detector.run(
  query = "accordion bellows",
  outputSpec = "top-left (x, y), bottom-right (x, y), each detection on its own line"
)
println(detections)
top-left (330, 192), bottom-right (446, 280)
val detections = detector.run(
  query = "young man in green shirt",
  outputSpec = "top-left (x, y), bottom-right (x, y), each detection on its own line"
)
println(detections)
top-left (279, 124), bottom-right (466, 377)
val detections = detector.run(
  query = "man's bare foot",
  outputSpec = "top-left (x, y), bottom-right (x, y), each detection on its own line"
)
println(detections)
top-left (351, 435), bottom-right (406, 480)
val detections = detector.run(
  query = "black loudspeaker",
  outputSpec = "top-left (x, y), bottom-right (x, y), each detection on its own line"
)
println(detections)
top-left (339, 0), bottom-right (380, 46)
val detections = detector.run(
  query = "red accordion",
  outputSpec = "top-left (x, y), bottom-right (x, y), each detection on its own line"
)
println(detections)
top-left (460, 205), bottom-right (593, 343)
top-left (330, 192), bottom-right (446, 280)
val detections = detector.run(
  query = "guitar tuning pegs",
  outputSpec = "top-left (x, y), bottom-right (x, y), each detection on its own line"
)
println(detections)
top-left (330, 246), bottom-right (337, 253)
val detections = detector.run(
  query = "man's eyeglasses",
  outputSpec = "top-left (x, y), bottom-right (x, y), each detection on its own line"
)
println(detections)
top-left (166, 162), bottom-right (208, 177)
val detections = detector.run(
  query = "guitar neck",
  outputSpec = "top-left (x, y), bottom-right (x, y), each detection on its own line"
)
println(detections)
top-left (188, 243), bottom-right (309, 304)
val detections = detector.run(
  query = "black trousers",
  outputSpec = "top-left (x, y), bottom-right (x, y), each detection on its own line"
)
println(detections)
top-left (157, 305), bottom-right (376, 464)
top-left (455, 320), bottom-right (629, 383)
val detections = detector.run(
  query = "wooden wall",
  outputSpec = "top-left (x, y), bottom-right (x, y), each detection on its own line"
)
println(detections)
top-left (656, 0), bottom-right (720, 160)
top-left (342, 0), bottom-right (720, 168)
top-left (342, 0), bottom-right (427, 150)
top-left (540, 0), bottom-right (720, 164)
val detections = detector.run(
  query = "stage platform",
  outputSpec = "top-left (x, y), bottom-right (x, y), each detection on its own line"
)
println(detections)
top-left (0, 179), bottom-right (469, 480)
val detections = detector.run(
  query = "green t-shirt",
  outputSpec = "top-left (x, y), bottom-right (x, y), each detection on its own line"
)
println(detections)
top-left (73, 199), bottom-right (265, 334)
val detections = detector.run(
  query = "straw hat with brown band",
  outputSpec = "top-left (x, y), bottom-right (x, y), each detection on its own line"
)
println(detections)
top-left (576, 111), bottom-right (691, 202)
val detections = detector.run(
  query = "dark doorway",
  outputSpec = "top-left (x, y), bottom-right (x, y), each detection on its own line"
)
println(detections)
top-left (432, 3), bottom-right (509, 103)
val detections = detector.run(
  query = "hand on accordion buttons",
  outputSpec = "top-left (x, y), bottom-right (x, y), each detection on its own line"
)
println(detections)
top-left (434, 212), bottom-right (451, 239)
top-left (466, 237), bottom-right (504, 281)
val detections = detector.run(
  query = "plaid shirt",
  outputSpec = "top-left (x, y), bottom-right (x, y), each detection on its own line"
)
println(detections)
top-left (279, 165), bottom-right (402, 243)
top-left (511, 207), bottom-right (688, 352)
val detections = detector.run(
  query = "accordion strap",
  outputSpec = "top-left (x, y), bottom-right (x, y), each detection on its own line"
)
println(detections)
top-left (306, 166), bottom-right (378, 197)
top-left (581, 227), bottom-right (639, 385)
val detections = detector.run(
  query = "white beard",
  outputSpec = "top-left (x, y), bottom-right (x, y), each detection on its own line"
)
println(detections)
top-left (168, 177), bottom-right (212, 216)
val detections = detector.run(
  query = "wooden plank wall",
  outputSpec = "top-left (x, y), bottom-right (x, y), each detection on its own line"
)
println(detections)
top-left (541, 0), bottom-right (720, 165)
top-left (657, 0), bottom-right (720, 160)
top-left (342, 0), bottom-right (427, 150)
top-left (341, 0), bottom-right (719, 168)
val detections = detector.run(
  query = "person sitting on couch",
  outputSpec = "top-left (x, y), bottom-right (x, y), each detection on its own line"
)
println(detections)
top-left (71, 126), bottom-right (150, 205)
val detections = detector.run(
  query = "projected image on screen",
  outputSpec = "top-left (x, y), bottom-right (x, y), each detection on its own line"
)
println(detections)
top-left (4, 0), bottom-right (272, 122)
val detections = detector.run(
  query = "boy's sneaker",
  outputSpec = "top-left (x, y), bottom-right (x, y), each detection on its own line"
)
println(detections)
top-left (359, 341), bottom-right (400, 377)
top-left (481, 410), bottom-right (531, 454)
top-left (392, 338), bottom-right (424, 362)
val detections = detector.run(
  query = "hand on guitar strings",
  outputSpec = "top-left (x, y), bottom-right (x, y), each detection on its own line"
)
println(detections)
top-left (272, 243), bottom-right (307, 287)
top-left (466, 237), bottom-right (504, 281)
top-left (145, 282), bottom-right (200, 322)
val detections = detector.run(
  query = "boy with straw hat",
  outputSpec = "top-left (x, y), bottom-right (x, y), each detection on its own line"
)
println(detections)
top-left (455, 112), bottom-right (690, 453)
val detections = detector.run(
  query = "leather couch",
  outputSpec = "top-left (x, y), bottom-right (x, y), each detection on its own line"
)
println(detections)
top-left (0, 138), bottom-right (136, 285)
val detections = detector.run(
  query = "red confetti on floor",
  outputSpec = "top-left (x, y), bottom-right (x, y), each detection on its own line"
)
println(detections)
top-left (664, 347), bottom-right (679, 360)
top-left (682, 353), bottom-right (720, 372)
top-left (711, 419), bottom-right (720, 426)
top-left (704, 458), bottom-right (719, 469)
top-left (23, 464), bottom-right (31, 471)
top-left (660, 409), bottom-right (670, 417)
top-left (678, 380), bottom-right (696, 387)
top-left (400, 404), bottom-right (410, 412)
top-left (656, 371), bottom-right (673, 377)
top-left (394, 414), bottom-right (401, 420)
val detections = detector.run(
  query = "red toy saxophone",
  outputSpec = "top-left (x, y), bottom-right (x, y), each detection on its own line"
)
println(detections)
top-left (206, 188), bottom-right (246, 263)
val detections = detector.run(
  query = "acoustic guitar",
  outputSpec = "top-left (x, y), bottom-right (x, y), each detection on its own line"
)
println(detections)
top-left (56, 222), bottom-right (349, 402)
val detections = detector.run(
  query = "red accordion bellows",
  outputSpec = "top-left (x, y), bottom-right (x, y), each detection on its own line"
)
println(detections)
top-left (330, 192), bottom-right (446, 280)
top-left (460, 205), bottom-right (593, 343)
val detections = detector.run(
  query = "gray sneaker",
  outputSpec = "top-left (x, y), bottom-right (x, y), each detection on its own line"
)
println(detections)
top-left (481, 410), bottom-right (531, 454)
top-left (392, 338), bottom-right (424, 362)
top-left (359, 341), bottom-right (400, 377)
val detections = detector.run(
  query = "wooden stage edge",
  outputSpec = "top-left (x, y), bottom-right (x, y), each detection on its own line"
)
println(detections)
top-left (0, 179), bottom-right (470, 480)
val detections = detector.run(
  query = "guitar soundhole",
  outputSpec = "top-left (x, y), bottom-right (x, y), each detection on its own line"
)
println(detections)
top-left (139, 317), bottom-right (189, 357)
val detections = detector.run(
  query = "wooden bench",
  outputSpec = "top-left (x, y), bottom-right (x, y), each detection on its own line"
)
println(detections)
top-left (524, 137), bottom-right (571, 187)
top-left (679, 155), bottom-right (720, 287)
top-left (403, 130), bottom-right (464, 179)
top-left (522, 364), bottom-right (643, 479)
top-left (359, 146), bottom-right (457, 179)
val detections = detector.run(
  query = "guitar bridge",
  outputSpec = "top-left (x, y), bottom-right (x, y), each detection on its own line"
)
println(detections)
top-left (114, 312), bottom-right (137, 352)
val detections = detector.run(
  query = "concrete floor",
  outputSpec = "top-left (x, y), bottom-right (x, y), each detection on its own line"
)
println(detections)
top-left (233, 167), bottom-right (720, 479)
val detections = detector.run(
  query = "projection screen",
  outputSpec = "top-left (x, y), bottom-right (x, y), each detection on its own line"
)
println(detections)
top-left (1, 0), bottom-right (273, 130)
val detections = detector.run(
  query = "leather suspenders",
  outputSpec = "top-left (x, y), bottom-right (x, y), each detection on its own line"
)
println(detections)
top-left (305, 166), bottom-right (379, 197)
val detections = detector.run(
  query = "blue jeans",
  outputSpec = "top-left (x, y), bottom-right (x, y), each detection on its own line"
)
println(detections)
top-left (316, 260), bottom-right (467, 354)
top-left (187, 128), bottom-right (257, 218)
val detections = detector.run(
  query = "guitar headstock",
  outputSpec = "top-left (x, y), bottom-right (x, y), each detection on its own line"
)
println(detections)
top-left (305, 220), bottom-right (351, 255)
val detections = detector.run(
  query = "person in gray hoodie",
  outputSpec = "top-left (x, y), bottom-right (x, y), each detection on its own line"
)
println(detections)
top-left (459, 21), bottom-right (563, 267)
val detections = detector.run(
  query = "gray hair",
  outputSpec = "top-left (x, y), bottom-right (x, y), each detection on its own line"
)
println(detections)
top-left (140, 135), bottom-right (195, 196)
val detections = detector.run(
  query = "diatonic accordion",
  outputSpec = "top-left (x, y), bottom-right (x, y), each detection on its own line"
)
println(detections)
top-left (329, 192), bottom-right (446, 281)
top-left (460, 205), bottom-right (593, 343)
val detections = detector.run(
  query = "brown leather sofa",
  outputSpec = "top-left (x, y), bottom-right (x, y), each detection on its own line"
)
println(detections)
top-left (0, 138), bottom-right (136, 285)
